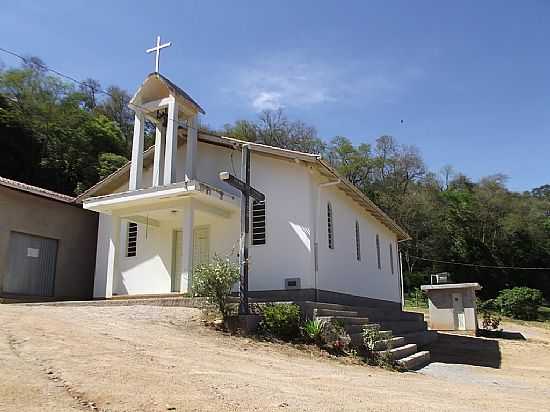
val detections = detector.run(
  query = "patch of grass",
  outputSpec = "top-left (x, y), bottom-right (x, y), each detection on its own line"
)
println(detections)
top-left (539, 306), bottom-right (550, 321)
top-left (491, 306), bottom-right (550, 331)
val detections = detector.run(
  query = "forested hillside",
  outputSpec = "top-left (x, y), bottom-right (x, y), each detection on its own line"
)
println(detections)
top-left (1, 58), bottom-right (549, 298)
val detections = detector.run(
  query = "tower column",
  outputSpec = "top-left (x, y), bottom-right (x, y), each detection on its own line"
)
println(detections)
top-left (104, 214), bottom-right (120, 299)
top-left (152, 124), bottom-right (166, 187)
top-left (163, 97), bottom-right (178, 185)
top-left (185, 114), bottom-right (198, 182)
top-left (180, 199), bottom-right (194, 293)
top-left (129, 112), bottom-right (144, 190)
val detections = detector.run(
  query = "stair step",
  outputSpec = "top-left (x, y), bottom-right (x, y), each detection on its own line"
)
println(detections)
top-left (317, 316), bottom-right (371, 325)
top-left (402, 330), bottom-right (438, 346)
top-left (379, 320), bottom-right (428, 334)
top-left (300, 302), bottom-right (366, 312)
top-left (376, 343), bottom-right (417, 361)
top-left (372, 336), bottom-right (406, 351)
top-left (346, 323), bottom-right (381, 334)
top-left (363, 311), bottom-right (425, 322)
top-left (396, 350), bottom-right (431, 370)
top-left (349, 329), bottom-right (391, 347)
top-left (315, 309), bottom-right (359, 317)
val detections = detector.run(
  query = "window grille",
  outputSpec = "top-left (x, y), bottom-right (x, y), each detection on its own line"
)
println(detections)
top-left (376, 234), bottom-right (381, 270)
top-left (355, 221), bottom-right (361, 261)
top-left (127, 222), bottom-right (138, 257)
top-left (251, 200), bottom-right (266, 245)
top-left (327, 202), bottom-right (334, 249)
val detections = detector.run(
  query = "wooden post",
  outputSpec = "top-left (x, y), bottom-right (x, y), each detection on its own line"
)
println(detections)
top-left (239, 145), bottom-right (251, 315)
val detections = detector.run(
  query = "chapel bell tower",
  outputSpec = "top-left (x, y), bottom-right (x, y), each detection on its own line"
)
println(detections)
top-left (127, 36), bottom-right (205, 191)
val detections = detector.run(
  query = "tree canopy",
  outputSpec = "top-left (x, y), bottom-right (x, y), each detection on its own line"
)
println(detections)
top-left (1, 58), bottom-right (549, 299)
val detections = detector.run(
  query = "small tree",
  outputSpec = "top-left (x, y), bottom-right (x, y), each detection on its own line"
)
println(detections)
top-left (193, 256), bottom-right (239, 320)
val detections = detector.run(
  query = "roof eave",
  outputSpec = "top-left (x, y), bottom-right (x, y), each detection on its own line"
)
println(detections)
top-left (316, 159), bottom-right (411, 241)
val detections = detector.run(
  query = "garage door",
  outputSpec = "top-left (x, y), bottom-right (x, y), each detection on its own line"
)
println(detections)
top-left (3, 232), bottom-right (58, 296)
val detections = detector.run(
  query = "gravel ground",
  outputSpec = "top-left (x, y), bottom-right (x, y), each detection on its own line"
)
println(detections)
top-left (1, 304), bottom-right (549, 412)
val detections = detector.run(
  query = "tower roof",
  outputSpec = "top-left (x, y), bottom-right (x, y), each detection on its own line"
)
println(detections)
top-left (129, 72), bottom-right (205, 115)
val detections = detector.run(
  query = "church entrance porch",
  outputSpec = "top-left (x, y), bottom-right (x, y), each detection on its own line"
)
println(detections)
top-left (84, 181), bottom-right (240, 298)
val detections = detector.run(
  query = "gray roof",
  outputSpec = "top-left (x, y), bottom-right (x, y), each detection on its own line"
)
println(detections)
top-left (149, 72), bottom-right (206, 114)
top-left (421, 283), bottom-right (482, 291)
top-left (0, 176), bottom-right (76, 204)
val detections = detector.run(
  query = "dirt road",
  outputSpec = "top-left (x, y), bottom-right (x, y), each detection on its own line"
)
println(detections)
top-left (1, 304), bottom-right (549, 411)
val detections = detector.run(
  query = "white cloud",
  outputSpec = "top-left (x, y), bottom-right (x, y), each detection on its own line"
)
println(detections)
top-left (252, 91), bottom-right (283, 111)
top-left (226, 52), bottom-right (423, 112)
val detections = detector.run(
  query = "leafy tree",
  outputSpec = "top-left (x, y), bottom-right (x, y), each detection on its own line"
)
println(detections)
top-left (98, 153), bottom-right (128, 180)
top-left (223, 109), bottom-right (325, 154)
top-left (0, 60), bottom-right (128, 195)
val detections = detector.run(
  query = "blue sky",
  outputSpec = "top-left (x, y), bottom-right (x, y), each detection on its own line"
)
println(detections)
top-left (1, 1), bottom-right (549, 191)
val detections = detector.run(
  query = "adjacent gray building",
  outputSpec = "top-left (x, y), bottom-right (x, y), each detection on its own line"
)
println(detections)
top-left (0, 177), bottom-right (98, 300)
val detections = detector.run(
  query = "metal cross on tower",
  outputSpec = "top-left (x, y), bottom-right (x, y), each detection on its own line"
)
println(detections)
top-left (146, 35), bottom-right (172, 73)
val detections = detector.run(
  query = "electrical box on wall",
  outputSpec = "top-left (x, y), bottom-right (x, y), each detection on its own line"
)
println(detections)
top-left (284, 277), bottom-right (301, 290)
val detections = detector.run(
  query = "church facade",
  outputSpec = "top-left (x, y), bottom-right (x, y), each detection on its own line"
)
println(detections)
top-left (81, 72), bottom-right (410, 308)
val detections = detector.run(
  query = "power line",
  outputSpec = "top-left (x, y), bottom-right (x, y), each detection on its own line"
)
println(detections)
top-left (408, 255), bottom-right (550, 271)
top-left (0, 46), bottom-right (201, 132)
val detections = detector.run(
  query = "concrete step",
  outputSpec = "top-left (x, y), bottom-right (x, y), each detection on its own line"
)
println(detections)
top-left (315, 309), bottom-right (360, 317)
top-left (317, 316), bottom-right (371, 325)
top-left (346, 323), bottom-right (381, 334)
top-left (349, 329), bottom-right (392, 347)
top-left (396, 350), bottom-right (431, 370)
top-left (299, 302), bottom-right (365, 312)
top-left (376, 343), bottom-right (417, 361)
top-left (379, 320), bottom-right (428, 334)
top-left (402, 330), bottom-right (438, 347)
top-left (372, 336), bottom-right (406, 351)
top-left (362, 310), bottom-right (425, 322)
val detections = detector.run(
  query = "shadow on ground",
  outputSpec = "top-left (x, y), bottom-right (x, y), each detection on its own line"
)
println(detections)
top-left (426, 333), bottom-right (502, 368)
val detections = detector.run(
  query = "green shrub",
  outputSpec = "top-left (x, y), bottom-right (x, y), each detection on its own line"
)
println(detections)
top-left (406, 288), bottom-right (428, 308)
top-left (362, 324), bottom-right (383, 352)
top-left (494, 287), bottom-right (543, 320)
top-left (302, 319), bottom-right (325, 344)
top-left (259, 303), bottom-right (301, 341)
top-left (192, 255), bottom-right (239, 320)
top-left (362, 324), bottom-right (396, 369)
top-left (481, 311), bottom-right (502, 330)
top-left (319, 319), bottom-right (351, 352)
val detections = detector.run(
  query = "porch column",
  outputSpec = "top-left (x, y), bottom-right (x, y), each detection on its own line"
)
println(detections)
top-left (129, 112), bottom-right (145, 191)
top-left (163, 97), bottom-right (178, 185)
top-left (104, 214), bottom-right (121, 299)
top-left (152, 124), bottom-right (166, 187)
top-left (185, 114), bottom-right (198, 182)
top-left (180, 199), bottom-right (194, 293)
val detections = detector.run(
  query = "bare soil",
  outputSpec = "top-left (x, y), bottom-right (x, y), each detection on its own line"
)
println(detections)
top-left (1, 304), bottom-right (549, 412)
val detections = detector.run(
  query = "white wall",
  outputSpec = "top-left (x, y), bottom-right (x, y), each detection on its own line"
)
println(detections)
top-left (247, 155), bottom-right (314, 291)
top-left (95, 138), bottom-right (401, 303)
top-left (316, 183), bottom-right (401, 303)
top-left (114, 219), bottom-right (173, 295)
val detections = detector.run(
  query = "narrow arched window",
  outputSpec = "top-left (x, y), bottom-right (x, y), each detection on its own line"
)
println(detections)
top-left (327, 202), bottom-right (334, 249)
top-left (376, 234), bottom-right (381, 270)
top-left (355, 220), bottom-right (361, 261)
top-left (389, 242), bottom-right (394, 274)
